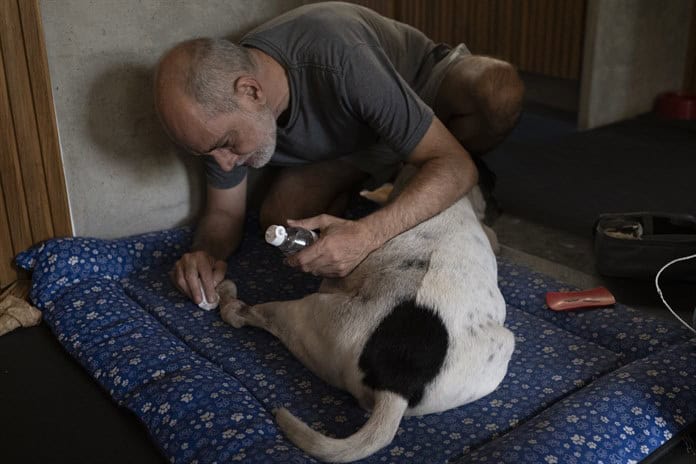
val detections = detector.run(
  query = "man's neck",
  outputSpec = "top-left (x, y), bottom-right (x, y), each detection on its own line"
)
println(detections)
top-left (248, 47), bottom-right (290, 120)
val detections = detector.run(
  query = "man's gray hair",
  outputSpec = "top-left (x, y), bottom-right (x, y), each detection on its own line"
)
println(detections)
top-left (183, 38), bottom-right (255, 114)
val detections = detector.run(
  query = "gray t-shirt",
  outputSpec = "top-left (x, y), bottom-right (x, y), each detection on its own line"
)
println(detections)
top-left (206, 1), bottom-right (438, 188)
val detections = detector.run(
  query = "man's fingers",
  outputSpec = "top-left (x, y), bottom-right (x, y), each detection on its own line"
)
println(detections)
top-left (171, 265), bottom-right (192, 300)
top-left (196, 264), bottom-right (216, 303)
top-left (186, 269), bottom-right (204, 304)
top-left (285, 240), bottom-right (321, 269)
top-left (212, 260), bottom-right (228, 287)
top-left (170, 251), bottom-right (225, 305)
top-left (287, 243), bottom-right (349, 277)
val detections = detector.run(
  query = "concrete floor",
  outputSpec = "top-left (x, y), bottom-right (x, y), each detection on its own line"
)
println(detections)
top-left (500, 72), bottom-right (694, 329)
top-left (493, 210), bottom-right (695, 325)
top-left (491, 212), bottom-right (696, 464)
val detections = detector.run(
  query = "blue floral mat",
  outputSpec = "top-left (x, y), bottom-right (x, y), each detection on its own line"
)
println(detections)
top-left (16, 215), bottom-right (696, 463)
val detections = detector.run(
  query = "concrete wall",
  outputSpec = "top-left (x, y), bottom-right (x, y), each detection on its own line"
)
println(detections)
top-left (41, 0), bottom-right (304, 238)
top-left (579, 0), bottom-right (693, 129)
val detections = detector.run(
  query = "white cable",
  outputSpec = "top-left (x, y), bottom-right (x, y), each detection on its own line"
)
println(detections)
top-left (654, 253), bottom-right (696, 335)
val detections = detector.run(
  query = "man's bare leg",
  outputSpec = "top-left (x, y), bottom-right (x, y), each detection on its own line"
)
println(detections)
top-left (259, 159), bottom-right (369, 230)
top-left (433, 54), bottom-right (524, 154)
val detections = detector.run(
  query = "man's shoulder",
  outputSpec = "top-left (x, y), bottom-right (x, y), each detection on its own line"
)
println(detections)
top-left (242, 2), bottom-right (383, 57)
top-left (248, 2), bottom-right (377, 33)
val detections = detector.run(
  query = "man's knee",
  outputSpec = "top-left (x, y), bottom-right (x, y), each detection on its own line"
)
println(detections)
top-left (259, 185), bottom-right (351, 231)
top-left (259, 193), bottom-right (288, 231)
top-left (467, 57), bottom-right (524, 138)
top-left (437, 56), bottom-right (524, 149)
top-left (258, 161), bottom-right (366, 230)
top-left (259, 193), bottom-right (346, 230)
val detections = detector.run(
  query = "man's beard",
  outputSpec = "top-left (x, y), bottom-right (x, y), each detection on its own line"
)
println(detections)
top-left (243, 106), bottom-right (277, 168)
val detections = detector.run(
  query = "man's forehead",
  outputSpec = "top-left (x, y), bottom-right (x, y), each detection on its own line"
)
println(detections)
top-left (161, 96), bottom-right (211, 152)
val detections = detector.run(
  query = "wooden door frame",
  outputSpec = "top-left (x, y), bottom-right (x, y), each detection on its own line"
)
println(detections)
top-left (0, 0), bottom-right (71, 289)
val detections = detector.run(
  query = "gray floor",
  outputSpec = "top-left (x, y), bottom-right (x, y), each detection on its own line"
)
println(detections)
top-left (492, 212), bottom-right (696, 464)
top-left (488, 70), bottom-right (696, 457)
top-left (501, 71), bottom-right (694, 327)
top-left (494, 209), bottom-right (695, 325)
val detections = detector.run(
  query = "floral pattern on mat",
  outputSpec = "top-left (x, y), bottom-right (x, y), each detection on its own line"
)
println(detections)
top-left (15, 217), bottom-right (696, 463)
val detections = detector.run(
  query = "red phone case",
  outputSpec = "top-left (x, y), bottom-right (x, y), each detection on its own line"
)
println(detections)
top-left (545, 287), bottom-right (616, 311)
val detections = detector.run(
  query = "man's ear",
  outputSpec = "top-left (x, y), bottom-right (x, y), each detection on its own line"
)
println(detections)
top-left (234, 75), bottom-right (266, 105)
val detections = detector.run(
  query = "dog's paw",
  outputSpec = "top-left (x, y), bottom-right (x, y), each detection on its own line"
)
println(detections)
top-left (220, 299), bottom-right (249, 329)
top-left (216, 280), bottom-right (238, 302)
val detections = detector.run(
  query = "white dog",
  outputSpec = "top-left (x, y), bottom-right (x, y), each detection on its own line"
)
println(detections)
top-left (218, 177), bottom-right (514, 462)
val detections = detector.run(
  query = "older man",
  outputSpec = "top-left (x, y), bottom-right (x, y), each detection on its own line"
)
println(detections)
top-left (155, 1), bottom-right (523, 306)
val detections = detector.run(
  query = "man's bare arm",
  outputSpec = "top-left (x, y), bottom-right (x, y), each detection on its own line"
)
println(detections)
top-left (192, 180), bottom-right (247, 258)
top-left (287, 117), bottom-right (478, 276)
top-left (172, 179), bottom-right (247, 303)
top-left (360, 116), bottom-right (477, 247)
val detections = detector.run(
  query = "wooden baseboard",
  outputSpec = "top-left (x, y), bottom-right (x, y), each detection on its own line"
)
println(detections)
top-left (0, 279), bottom-right (31, 301)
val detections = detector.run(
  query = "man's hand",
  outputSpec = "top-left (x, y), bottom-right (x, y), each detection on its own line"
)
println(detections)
top-left (285, 215), bottom-right (378, 277)
top-left (170, 250), bottom-right (227, 305)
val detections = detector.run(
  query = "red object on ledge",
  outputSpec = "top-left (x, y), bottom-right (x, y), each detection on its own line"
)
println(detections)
top-left (655, 92), bottom-right (696, 120)
top-left (546, 287), bottom-right (616, 311)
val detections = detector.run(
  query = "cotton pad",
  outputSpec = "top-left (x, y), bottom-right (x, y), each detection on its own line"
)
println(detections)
top-left (198, 282), bottom-right (219, 311)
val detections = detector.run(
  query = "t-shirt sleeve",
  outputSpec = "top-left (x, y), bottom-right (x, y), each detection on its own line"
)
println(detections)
top-left (344, 44), bottom-right (434, 158)
top-left (203, 156), bottom-right (248, 189)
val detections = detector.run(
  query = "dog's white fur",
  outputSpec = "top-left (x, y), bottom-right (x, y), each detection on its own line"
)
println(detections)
top-left (218, 176), bottom-right (514, 462)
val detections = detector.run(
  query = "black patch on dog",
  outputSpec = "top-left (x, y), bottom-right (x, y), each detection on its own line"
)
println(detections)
top-left (358, 300), bottom-right (449, 407)
top-left (398, 258), bottom-right (429, 271)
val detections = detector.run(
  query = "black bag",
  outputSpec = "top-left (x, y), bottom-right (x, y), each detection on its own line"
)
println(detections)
top-left (593, 212), bottom-right (696, 281)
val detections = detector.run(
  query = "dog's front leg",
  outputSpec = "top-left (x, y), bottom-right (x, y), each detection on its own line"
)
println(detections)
top-left (216, 280), bottom-right (248, 329)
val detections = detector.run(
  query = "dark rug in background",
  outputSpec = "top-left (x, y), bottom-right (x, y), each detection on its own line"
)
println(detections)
top-left (487, 108), bottom-right (696, 316)
top-left (487, 111), bottom-right (696, 237)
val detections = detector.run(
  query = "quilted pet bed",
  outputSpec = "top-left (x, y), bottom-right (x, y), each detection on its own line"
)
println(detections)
top-left (16, 211), bottom-right (696, 463)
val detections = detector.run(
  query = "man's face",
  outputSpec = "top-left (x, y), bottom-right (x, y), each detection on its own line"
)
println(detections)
top-left (202, 105), bottom-right (277, 171)
top-left (164, 95), bottom-right (277, 171)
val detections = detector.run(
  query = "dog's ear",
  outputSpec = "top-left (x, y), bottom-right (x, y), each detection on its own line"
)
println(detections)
top-left (360, 183), bottom-right (393, 205)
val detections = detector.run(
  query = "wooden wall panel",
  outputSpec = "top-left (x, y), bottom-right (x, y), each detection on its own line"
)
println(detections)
top-left (19, 1), bottom-right (71, 238)
top-left (0, 0), bottom-right (54, 242)
top-left (0, 147), bottom-right (18, 283)
top-left (685, 0), bottom-right (696, 93)
top-left (0, 42), bottom-right (33, 286)
top-left (0, 0), bottom-right (71, 289)
top-left (342, 0), bottom-right (587, 80)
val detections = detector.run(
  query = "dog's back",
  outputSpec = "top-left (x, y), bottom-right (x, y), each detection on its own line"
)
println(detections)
top-left (273, 194), bottom-right (515, 461)
top-left (232, 191), bottom-right (515, 462)
top-left (336, 194), bottom-right (513, 414)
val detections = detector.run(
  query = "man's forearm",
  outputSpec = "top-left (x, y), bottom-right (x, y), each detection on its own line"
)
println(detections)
top-left (192, 211), bottom-right (244, 261)
top-left (359, 153), bottom-right (478, 249)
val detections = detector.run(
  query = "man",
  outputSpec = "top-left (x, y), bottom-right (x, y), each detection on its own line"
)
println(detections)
top-left (154, 2), bottom-right (524, 306)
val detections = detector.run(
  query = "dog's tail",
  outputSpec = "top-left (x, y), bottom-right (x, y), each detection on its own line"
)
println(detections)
top-left (275, 390), bottom-right (408, 463)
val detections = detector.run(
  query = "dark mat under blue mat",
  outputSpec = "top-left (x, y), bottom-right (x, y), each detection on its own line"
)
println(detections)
top-left (488, 112), bottom-right (696, 236)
